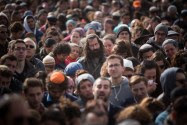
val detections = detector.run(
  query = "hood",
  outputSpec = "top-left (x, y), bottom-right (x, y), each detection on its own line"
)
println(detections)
top-left (160, 67), bottom-right (180, 98)
top-left (23, 15), bottom-right (36, 34)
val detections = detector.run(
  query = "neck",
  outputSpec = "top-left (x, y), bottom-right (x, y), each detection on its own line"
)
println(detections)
top-left (16, 60), bottom-right (25, 73)
top-left (111, 76), bottom-right (123, 86)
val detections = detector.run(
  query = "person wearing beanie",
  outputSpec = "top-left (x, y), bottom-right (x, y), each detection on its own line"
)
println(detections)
top-left (123, 59), bottom-right (134, 80)
top-left (64, 62), bottom-right (83, 79)
top-left (43, 70), bottom-right (77, 107)
top-left (147, 23), bottom-right (168, 52)
top-left (162, 39), bottom-right (178, 64)
top-left (75, 73), bottom-right (95, 109)
top-left (42, 55), bottom-right (55, 74)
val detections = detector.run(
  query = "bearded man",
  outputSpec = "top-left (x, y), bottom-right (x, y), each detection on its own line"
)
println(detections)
top-left (78, 34), bottom-right (105, 78)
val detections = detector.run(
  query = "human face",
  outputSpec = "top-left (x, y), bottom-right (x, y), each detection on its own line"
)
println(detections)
top-left (3, 60), bottom-right (17, 73)
top-left (49, 87), bottom-right (65, 102)
top-left (27, 18), bottom-right (35, 30)
top-left (118, 31), bottom-right (130, 41)
top-left (103, 39), bottom-right (114, 56)
top-left (56, 53), bottom-right (68, 62)
top-left (25, 87), bottom-right (43, 109)
top-left (155, 30), bottom-right (166, 44)
top-left (88, 37), bottom-right (100, 51)
top-left (13, 43), bottom-right (27, 62)
top-left (93, 79), bottom-right (111, 102)
top-left (142, 51), bottom-right (154, 60)
top-left (156, 60), bottom-right (165, 73)
top-left (45, 44), bottom-right (56, 54)
top-left (78, 80), bottom-right (93, 100)
top-left (107, 58), bottom-right (124, 79)
top-left (121, 16), bottom-right (130, 25)
top-left (67, 23), bottom-right (74, 33)
top-left (144, 68), bottom-right (156, 81)
top-left (66, 77), bottom-right (75, 94)
top-left (25, 40), bottom-right (36, 59)
top-left (71, 31), bottom-right (81, 44)
top-left (44, 65), bottom-right (55, 74)
top-left (69, 46), bottom-right (80, 60)
top-left (0, 27), bottom-right (8, 40)
top-left (131, 81), bottom-right (148, 102)
top-left (176, 72), bottom-right (186, 87)
top-left (163, 43), bottom-right (177, 59)
top-left (0, 76), bottom-right (11, 88)
top-left (123, 70), bottom-right (134, 80)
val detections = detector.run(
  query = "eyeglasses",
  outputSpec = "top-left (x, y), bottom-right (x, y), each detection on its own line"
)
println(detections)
top-left (108, 63), bottom-right (121, 68)
top-left (26, 45), bottom-right (35, 49)
top-left (14, 47), bottom-right (26, 51)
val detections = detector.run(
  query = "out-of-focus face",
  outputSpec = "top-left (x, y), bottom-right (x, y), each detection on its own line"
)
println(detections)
top-left (144, 68), bottom-right (156, 81)
top-left (49, 87), bottom-right (65, 102)
top-left (27, 18), bottom-right (35, 30)
top-left (56, 53), bottom-right (68, 62)
top-left (121, 15), bottom-right (130, 25)
top-left (123, 70), bottom-right (134, 80)
top-left (67, 23), bottom-right (74, 33)
top-left (118, 31), bottom-right (130, 41)
top-left (107, 58), bottom-right (124, 79)
top-left (69, 46), bottom-right (80, 60)
top-left (71, 31), bottom-right (81, 44)
top-left (163, 43), bottom-right (177, 59)
top-left (103, 39), bottom-right (114, 56)
top-left (25, 87), bottom-right (43, 109)
top-left (0, 76), bottom-right (11, 88)
top-left (156, 60), bottom-right (165, 73)
top-left (78, 80), bottom-right (94, 100)
top-left (88, 37), bottom-right (100, 51)
top-left (155, 30), bottom-right (167, 45)
top-left (13, 43), bottom-right (27, 62)
top-left (131, 81), bottom-right (148, 102)
top-left (0, 26), bottom-right (8, 40)
top-left (3, 59), bottom-right (17, 73)
top-left (25, 40), bottom-right (36, 59)
top-left (176, 72), bottom-right (186, 87)
top-left (142, 50), bottom-right (154, 60)
top-left (92, 79), bottom-right (111, 102)
top-left (66, 77), bottom-right (75, 94)
top-left (44, 65), bottom-right (55, 74)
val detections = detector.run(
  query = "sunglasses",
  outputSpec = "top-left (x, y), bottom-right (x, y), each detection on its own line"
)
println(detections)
top-left (26, 45), bottom-right (35, 49)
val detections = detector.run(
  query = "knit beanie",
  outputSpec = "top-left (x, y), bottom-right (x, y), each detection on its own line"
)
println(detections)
top-left (43, 55), bottom-right (55, 66)
top-left (64, 62), bottom-right (83, 76)
top-left (75, 73), bottom-right (95, 87)
top-left (162, 39), bottom-right (178, 48)
top-left (154, 23), bottom-right (168, 35)
top-left (114, 24), bottom-right (131, 38)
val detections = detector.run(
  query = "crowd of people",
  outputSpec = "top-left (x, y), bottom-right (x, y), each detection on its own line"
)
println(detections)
top-left (0, 0), bottom-right (186, 125)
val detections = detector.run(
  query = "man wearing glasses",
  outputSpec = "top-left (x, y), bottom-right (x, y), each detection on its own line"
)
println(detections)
top-left (11, 39), bottom-right (37, 83)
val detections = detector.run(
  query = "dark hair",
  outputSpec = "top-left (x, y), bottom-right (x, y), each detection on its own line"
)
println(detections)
top-left (9, 21), bottom-right (24, 33)
top-left (0, 65), bottom-right (13, 78)
top-left (23, 77), bottom-right (44, 94)
top-left (53, 43), bottom-right (71, 57)
top-left (106, 54), bottom-right (124, 66)
top-left (0, 54), bottom-right (17, 65)
top-left (11, 39), bottom-right (26, 50)
top-left (171, 50), bottom-right (187, 70)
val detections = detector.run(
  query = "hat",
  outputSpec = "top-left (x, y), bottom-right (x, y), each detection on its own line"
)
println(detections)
top-left (90, 21), bottom-right (102, 32)
top-left (133, 0), bottom-right (141, 8)
top-left (66, 19), bottom-right (77, 27)
top-left (72, 27), bottom-right (85, 38)
top-left (149, 6), bottom-right (158, 12)
top-left (162, 39), bottom-right (178, 48)
top-left (84, 23), bottom-right (97, 32)
top-left (23, 10), bottom-right (33, 19)
top-left (181, 9), bottom-right (187, 17)
top-left (43, 55), bottom-right (55, 65)
top-left (50, 71), bottom-right (65, 84)
top-left (44, 38), bottom-right (56, 47)
top-left (76, 73), bottom-right (95, 87)
top-left (154, 23), bottom-right (168, 35)
top-left (168, 30), bottom-right (179, 36)
top-left (123, 59), bottom-right (134, 70)
top-left (64, 62), bottom-right (83, 76)
top-left (114, 24), bottom-right (130, 38)
top-left (47, 12), bottom-right (57, 22)
top-left (139, 44), bottom-right (153, 51)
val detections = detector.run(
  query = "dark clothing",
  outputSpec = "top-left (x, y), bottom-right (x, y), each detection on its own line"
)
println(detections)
top-left (9, 77), bottom-right (23, 93)
top-left (14, 60), bottom-right (37, 83)
top-left (77, 56), bottom-right (106, 79)
top-left (108, 103), bottom-right (122, 125)
top-left (0, 41), bottom-right (8, 58)
top-left (43, 92), bottom-right (77, 107)
top-left (75, 97), bottom-right (87, 110)
top-left (30, 57), bottom-right (45, 72)
top-left (38, 48), bottom-right (48, 60)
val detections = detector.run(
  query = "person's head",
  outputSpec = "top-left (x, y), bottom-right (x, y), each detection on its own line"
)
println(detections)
top-left (92, 77), bottom-right (111, 102)
top-left (117, 105), bottom-right (152, 125)
top-left (154, 23), bottom-right (168, 45)
top-left (151, 50), bottom-right (170, 73)
top-left (75, 73), bottom-right (95, 100)
top-left (0, 65), bottom-right (13, 89)
top-left (47, 12), bottom-right (57, 27)
top-left (103, 34), bottom-right (116, 57)
top-left (123, 59), bottom-right (134, 80)
top-left (66, 19), bottom-right (77, 33)
top-left (53, 43), bottom-right (71, 62)
top-left (150, 16), bottom-right (161, 31)
top-left (23, 37), bottom-right (37, 60)
top-left (11, 39), bottom-right (27, 62)
top-left (103, 18), bottom-right (114, 31)
top-left (23, 78), bottom-right (44, 109)
top-left (84, 34), bottom-right (104, 59)
top-left (0, 94), bottom-right (30, 125)
top-left (43, 55), bottom-right (55, 74)
top-left (94, 11), bottom-right (103, 23)
top-left (69, 43), bottom-right (80, 60)
top-left (9, 21), bottom-right (24, 39)
top-left (0, 24), bottom-right (8, 41)
top-left (162, 39), bottom-right (178, 59)
top-left (138, 44), bottom-right (154, 61)
top-left (37, 9), bottom-right (47, 24)
top-left (140, 97), bottom-right (164, 120)
top-left (120, 13), bottom-right (131, 25)
top-left (59, 97), bottom-right (81, 125)
top-left (70, 30), bottom-right (81, 45)
top-left (45, 27), bottom-right (62, 43)
top-left (24, 15), bottom-right (35, 30)
top-left (44, 38), bottom-right (56, 54)
top-left (46, 70), bottom-right (68, 102)
top-left (112, 41), bottom-right (133, 58)
top-left (0, 54), bottom-right (17, 73)
top-left (129, 75), bottom-right (148, 102)
top-left (106, 54), bottom-right (124, 79)
top-left (115, 25), bottom-right (131, 41)
top-left (0, 12), bottom-right (9, 27)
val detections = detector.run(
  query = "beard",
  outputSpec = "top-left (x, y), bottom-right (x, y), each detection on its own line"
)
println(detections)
top-left (87, 48), bottom-right (103, 59)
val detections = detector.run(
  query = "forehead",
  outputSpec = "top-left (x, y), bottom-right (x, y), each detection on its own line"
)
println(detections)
top-left (88, 37), bottom-right (98, 43)
top-left (15, 42), bottom-right (26, 47)
top-left (80, 80), bottom-right (93, 86)
top-left (107, 58), bottom-right (121, 64)
top-left (25, 39), bottom-right (35, 45)
top-left (95, 79), bottom-right (110, 86)
top-left (4, 59), bottom-right (17, 64)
